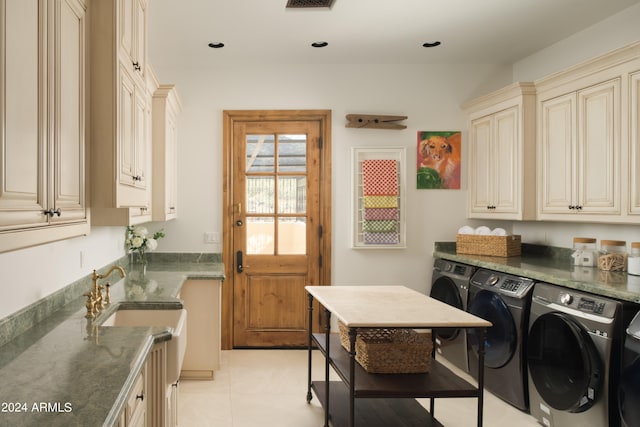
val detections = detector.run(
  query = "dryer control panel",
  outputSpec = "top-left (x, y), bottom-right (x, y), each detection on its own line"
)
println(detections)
top-left (470, 269), bottom-right (535, 298)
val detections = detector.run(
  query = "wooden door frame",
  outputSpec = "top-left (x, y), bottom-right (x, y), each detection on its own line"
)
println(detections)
top-left (221, 110), bottom-right (332, 350)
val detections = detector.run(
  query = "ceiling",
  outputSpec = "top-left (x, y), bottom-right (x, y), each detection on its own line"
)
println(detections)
top-left (148, 0), bottom-right (640, 66)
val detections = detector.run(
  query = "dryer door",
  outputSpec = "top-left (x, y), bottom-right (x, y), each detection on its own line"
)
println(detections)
top-left (430, 276), bottom-right (464, 341)
top-left (467, 289), bottom-right (517, 369)
top-left (527, 312), bottom-right (602, 413)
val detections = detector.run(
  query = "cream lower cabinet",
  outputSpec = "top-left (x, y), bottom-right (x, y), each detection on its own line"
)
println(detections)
top-left (180, 279), bottom-right (222, 380)
top-left (90, 0), bottom-right (152, 226)
top-left (0, 0), bottom-right (89, 253)
top-left (464, 83), bottom-right (536, 220)
top-left (118, 359), bottom-right (147, 427)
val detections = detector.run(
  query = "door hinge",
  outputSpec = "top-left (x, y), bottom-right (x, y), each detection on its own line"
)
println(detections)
top-left (319, 255), bottom-right (323, 267)
top-left (318, 136), bottom-right (323, 149)
top-left (318, 225), bottom-right (323, 238)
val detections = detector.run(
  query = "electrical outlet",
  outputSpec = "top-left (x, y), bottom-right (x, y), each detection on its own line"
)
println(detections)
top-left (79, 250), bottom-right (84, 268)
top-left (204, 232), bottom-right (220, 244)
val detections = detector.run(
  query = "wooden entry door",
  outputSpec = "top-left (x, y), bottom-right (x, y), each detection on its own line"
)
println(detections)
top-left (223, 111), bottom-right (331, 348)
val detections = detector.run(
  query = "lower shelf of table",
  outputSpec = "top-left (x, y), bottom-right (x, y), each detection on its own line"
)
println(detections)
top-left (310, 381), bottom-right (444, 427)
top-left (313, 333), bottom-right (479, 399)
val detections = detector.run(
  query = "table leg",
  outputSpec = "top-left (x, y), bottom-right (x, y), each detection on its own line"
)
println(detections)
top-left (477, 328), bottom-right (486, 427)
top-left (348, 327), bottom-right (357, 427)
top-left (306, 293), bottom-right (314, 403)
top-left (324, 308), bottom-right (331, 427)
top-left (430, 329), bottom-right (436, 417)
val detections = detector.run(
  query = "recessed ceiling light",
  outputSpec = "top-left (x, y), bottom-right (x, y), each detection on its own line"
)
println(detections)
top-left (311, 41), bottom-right (328, 48)
top-left (208, 42), bottom-right (225, 49)
top-left (422, 41), bottom-right (441, 48)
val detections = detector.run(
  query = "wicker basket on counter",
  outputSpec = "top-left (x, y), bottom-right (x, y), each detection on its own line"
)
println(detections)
top-left (456, 234), bottom-right (522, 257)
top-left (337, 321), bottom-right (432, 374)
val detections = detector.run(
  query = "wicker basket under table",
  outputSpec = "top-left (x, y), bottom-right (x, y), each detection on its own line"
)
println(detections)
top-left (338, 321), bottom-right (432, 374)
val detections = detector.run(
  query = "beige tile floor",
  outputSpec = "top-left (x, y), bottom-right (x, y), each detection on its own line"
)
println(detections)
top-left (178, 349), bottom-right (541, 427)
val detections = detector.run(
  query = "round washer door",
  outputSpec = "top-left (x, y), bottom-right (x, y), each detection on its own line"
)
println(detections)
top-left (527, 312), bottom-right (602, 413)
top-left (467, 289), bottom-right (517, 369)
top-left (430, 276), bottom-right (464, 341)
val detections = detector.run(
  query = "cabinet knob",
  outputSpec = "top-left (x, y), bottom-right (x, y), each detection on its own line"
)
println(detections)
top-left (136, 393), bottom-right (144, 401)
top-left (133, 61), bottom-right (141, 71)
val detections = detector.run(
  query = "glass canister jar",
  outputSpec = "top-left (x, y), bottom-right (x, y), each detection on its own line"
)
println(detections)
top-left (572, 237), bottom-right (598, 267)
top-left (598, 240), bottom-right (627, 272)
top-left (629, 242), bottom-right (640, 276)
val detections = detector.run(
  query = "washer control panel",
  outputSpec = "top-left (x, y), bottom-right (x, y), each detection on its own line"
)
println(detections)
top-left (558, 292), bottom-right (607, 315)
top-left (470, 269), bottom-right (534, 298)
top-left (433, 258), bottom-right (475, 280)
top-left (533, 282), bottom-right (620, 320)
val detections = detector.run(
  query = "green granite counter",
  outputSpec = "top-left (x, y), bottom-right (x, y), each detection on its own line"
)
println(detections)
top-left (0, 258), bottom-right (224, 427)
top-left (434, 242), bottom-right (640, 305)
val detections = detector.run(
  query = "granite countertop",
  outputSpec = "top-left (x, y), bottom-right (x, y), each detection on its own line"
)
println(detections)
top-left (0, 260), bottom-right (224, 427)
top-left (434, 243), bottom-right (640, 305)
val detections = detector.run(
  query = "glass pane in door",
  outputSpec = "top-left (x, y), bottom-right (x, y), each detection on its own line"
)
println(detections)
top-left (278, 135), bottom-right (306, 172)
top-left (246, 134), bottom-right (275, 173)
top-left (246, 176), bottom-right (274, 214)
top-left (278, 176), bottom-right (306, 214)
top-left (246, 217), bottom-right (274, 255)
top-left (278, 217), bottom-right (306, 255)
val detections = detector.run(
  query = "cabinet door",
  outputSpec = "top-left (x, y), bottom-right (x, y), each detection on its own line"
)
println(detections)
top-left (468, 115), bottom-right (493, 214)
top-left (166, 112), bottom-right (178, 217)
top-left (630, 71), bottom-right (640, 214)
top-left (0, 0), bottom-right (48, 229)
top-left (51, 0), bottom-right (87, 223)
top-left (539, 93), bottom-right (576, 214)
top-left (493, 106), bottom-right (519, 214)
top-left (133, 0), bottom-right (146, 81)
top-left (118, 0), bottom-right (134, 69)
top-left (133, 86), bottom-right (148, 192)
top-left (118, 0), bottom-right (145, 81)
top-left (577, 79), bottom-right (620, 214)
top-left (118, 66), bottom-right (137, 188)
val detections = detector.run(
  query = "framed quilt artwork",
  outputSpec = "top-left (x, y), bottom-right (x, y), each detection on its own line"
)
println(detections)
top-left (351, 147), bottom-right (406, 249)
top-left (417, 131), bottom-right (461, 189)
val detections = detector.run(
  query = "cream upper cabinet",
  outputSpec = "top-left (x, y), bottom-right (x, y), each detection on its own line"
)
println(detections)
top-left (152, 84), bottom-right (182, 221)
top-left (538, 79), bottom-right (620, 219)
top-left (535, 42), bottom-right (640, 223)
top-left (464, 83), bottom-right (536, 220)
top-left (629, 70), bottom-right (640, 215)
top-left (90, 0), bottom-right (151, 225)
top-left (0, 0), bottom-right (88, 253)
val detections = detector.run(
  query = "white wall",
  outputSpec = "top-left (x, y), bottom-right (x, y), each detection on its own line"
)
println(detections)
top-left (0, 227), bottom-right (124, 319)
top-left (150, 62), bottom-right (512, 295)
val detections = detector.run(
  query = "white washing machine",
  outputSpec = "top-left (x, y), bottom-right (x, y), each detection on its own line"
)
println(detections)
top-left (430, 258), bottom-right (475, 373)
top-left (527, 282), bottom-right (624, 427)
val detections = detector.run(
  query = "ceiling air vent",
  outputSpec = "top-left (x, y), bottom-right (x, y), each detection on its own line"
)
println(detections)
top-left (286, 0), bottom-right (335, 8)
